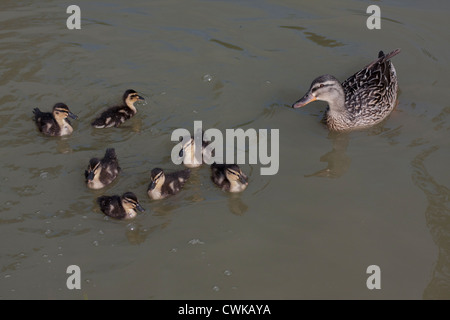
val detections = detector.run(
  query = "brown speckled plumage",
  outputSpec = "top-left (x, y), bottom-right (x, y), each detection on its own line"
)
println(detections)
top-left (293, 49), bottom-right (400, 131)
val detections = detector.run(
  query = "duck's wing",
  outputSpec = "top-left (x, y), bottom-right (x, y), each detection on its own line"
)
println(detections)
top-left (33, 109), bottom-right (58, 135)
top-left (91, 106), bottom-right (133, 128)
top-left (341, 49), bottom-right (400, 119)
top-left (97, 195), bottom-right (126, 219)
top-left (210, 164), bottom-right (228, 188)
top-left (166, 169), bottom-right (191, 186)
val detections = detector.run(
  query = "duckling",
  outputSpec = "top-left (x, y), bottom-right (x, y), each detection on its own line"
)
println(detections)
top-left (33, 103), bottom-right (78, 136)
top-left (97, 192), bottom-right (145, 220)
top-left (147, 168), bottom-right (190, 200)
top-left (85, 148), bottom-right (121, 189)
top-left (179, 131), bottom-right (212, 168)
top-left (210, 163), bottom-right (248, 193)
top-left (91, 89), bottom-right (145, 128)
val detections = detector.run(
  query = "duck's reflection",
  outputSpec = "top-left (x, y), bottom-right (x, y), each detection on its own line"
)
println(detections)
top-left (305, 119), bottom-right (399, 179)
top-left (411, 146), bottom-right (450, 299)
top-left (130, 117), bottom-right (143, 133)
top-left (124, 200), bottom-right (178, 244)
top-left (125, 220), bottom-right (169, 245)
top-left (305, 131), bottom-right (351, 178)
top-left (56, 137), bottom-right (73, 154)
top-left (228, 193), bottom-right (248, 216)
top-left (151, 202), bottom-right (179, 217)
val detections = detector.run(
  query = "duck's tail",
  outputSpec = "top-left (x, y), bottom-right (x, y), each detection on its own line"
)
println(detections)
top-left (91, 118), bottom-right (106, 128)
top-left (104, 148), bottom-right (117, 160)
top-left (366, 48), bottom-right (401, 70)
top-left (378, 48), bottom-right (401, 61)
top-left (97, 196), bottom-right (109, 208)
top-left (33, 108), bottom-right (42, 116)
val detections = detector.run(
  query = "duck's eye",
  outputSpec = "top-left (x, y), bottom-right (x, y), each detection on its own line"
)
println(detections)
top-left (319, 84), bottom-right (325, 88)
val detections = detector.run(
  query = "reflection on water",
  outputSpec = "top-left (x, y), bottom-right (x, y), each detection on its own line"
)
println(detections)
top-left (305, 118), bottom-right (403, 179)
top-left (56, 137), bottom-right (73, 154)
top-left (125, 221), bottom-right (168, 245)
top-left (279, 25), bottom-right (345, 48)
top-left (228, 193), bottom-right (248, 216)
top-left (151, 201), bottom-right (180, 217)
top-left (0, 0), bottom-right (448, 299)
top-left (305, 131), bottom-right (350, 178)
top-left (209, 39), bottom-right (244, 52)
top-left (411, 147), bottom-right (450, 299)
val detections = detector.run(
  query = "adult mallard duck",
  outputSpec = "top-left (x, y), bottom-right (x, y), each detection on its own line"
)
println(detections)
top-left (91, 89), bottom-right (145, 128)
top-left (292, 49), bottom-right (400, 131)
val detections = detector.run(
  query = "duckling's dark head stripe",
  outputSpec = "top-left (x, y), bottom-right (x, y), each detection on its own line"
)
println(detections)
top-left (227, 169), bottom-right (240, 176)
top-left (88, 158), bottom-right (100, 169)
top-left (55, 108), bottom-right (69, 113)
top-left (151, 168), bottom-right (164, 180)
top-left (123, 89), bottom-right (138, 101)
top-left (122, 192), bottom-right (138, 203)
top-left (53, 103), bottom-right (69, 113)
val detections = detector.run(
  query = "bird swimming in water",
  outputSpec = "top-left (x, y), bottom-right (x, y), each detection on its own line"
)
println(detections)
top-left (85, 148), bottom-right (121, 189)
top-left (91, 89), bottom-right (145, 128)
top-left (97, 192), bottom-right (145, 220)
top-left (210, 163), bottom-right (248, 193)
top-left (292, 49), bottom-right (400, 131)
top-left (179, 131), bottom-right (212, 168)
top-left (147, 167), bottom-right (190, 200)
top-left (33, 103), bottom-right (78, 136)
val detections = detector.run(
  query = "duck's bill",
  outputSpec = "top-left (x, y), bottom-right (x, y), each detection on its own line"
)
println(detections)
top-left (149, 181), bottom-right (156, 190)
top-left (137, 95), bottom-right (145, 101)
top-left (86, 171), bottom-right (95, 181)
top-left (239, 175), bottom-right (248, 185)
top-left (68, 111), bottom-right (78, 119)
top-left (136, 203), bottom-right (145, 212)
top-left (292, 93), bottom-right (316, 108)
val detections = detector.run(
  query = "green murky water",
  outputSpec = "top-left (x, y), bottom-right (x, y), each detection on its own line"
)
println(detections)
top-left (0, 0), bottom-right (449, 299)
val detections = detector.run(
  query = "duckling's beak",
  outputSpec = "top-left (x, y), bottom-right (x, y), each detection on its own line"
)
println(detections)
top-left (137, 95), bottom-right (145, 101)
top-left (68, 111), bottom-right (78, 120)
top-left (149, 181), bottom-right (156, 190)
top-left (136, 203), bottom-right (145, 212)
top-left (86, 171), bottom-right (95, 181)
top-left (239, 174), bottom-right (248, 185)
top-left (292, 92), bottom-right (316, 108)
